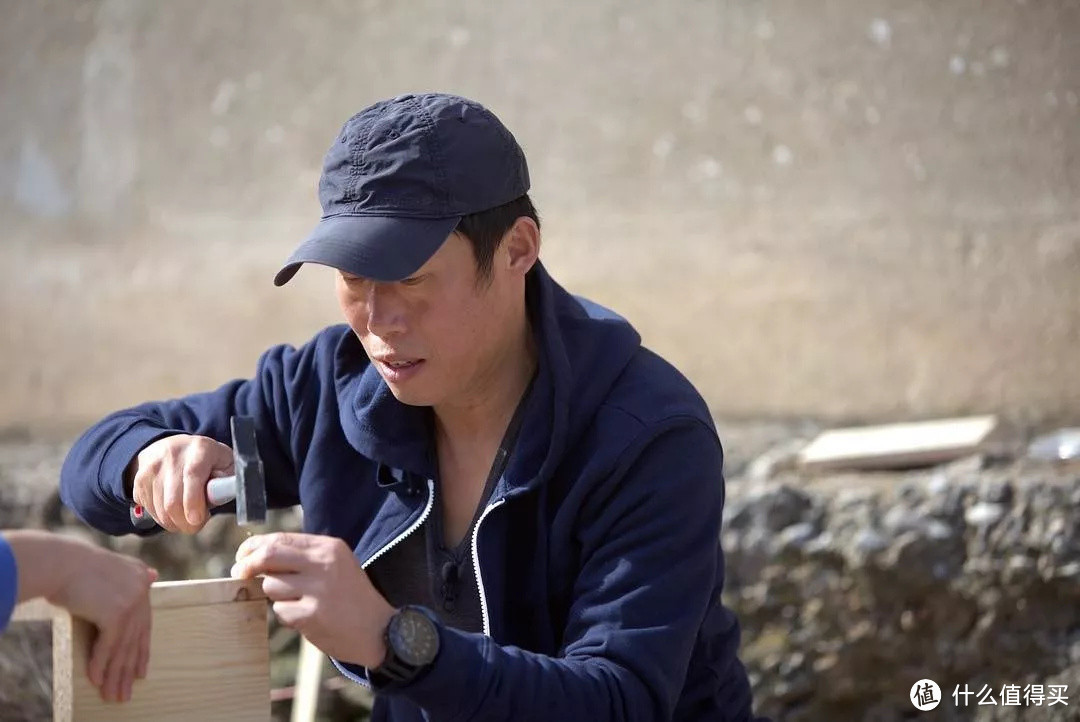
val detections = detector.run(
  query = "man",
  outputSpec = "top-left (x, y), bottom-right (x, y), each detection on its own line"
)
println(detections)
top-left (0, 529), bottom-right (157, 703)
top-left (61, 93), bottom-right (756, 720)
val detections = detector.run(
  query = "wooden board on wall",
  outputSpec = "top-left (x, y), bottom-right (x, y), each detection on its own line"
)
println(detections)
top-left (797, 415), bottom-right (999, 472)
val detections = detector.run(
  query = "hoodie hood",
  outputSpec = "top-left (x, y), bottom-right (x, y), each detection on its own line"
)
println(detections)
top-left (334, 261), bottom-right (642, 494)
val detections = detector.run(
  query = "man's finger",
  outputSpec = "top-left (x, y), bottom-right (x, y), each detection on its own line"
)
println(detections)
top-left (87, 626), bottom-right (118, 698)
top-left (181, 465), bottom-right (208, 529)
top-left (232, 538), bottom-right (316, 578)
top-left (119, 623), bottom-right (140, 702)
top-left (151, 476), bottom-right (177, 533)
top-left (101, 624), bottom-right (130, 703)
top-left (260, 573), bottom-right (305, 601)
top-left (236, 532), bottom-right (315, 561)
top-left (130, 594), bottom-right (152, 683)
top-left (102, 621), bottom-right (133, 702)
top-left (163, 475), bottom-right (193, 533)
top-left (188, 437), bottom-right (235, 478)
top-left (136, 620), bottom-right (150, 680)
top-left (271, 599), bottom-right (314, 630)
top-left (234, 533), bottom-right (267, 561)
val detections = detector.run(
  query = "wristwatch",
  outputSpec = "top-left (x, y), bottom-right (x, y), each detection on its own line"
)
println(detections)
top-left (370, 606), bottom-right (441, 686)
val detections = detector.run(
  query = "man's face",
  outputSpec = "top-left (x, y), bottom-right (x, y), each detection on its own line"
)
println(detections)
top-left (336, 231), bottom-right (518, 408)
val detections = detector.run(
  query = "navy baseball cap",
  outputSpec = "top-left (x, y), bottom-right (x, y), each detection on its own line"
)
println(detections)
top-left (274, 93), bottom-right (530, 286)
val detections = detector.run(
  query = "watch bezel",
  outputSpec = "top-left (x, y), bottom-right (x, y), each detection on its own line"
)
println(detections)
top-left (384, 606), bottom-right (440, 672)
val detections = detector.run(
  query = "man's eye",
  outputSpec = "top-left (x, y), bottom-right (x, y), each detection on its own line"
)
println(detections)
top-left (400, 276), bottom-right (423, 286)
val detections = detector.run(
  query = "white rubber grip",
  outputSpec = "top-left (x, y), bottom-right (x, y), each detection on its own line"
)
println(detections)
top-left (205, 475), bottom-right (238, 507)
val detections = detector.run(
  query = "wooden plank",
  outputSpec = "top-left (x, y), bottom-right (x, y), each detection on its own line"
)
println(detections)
top-left (11, 598), bottom-right (56, 623)
top-left (11, 577), bottom-right (265, 620)
top-left (56, 599), bottom-right (269, 721)
top-left (149, 577), bottom-right (265, 609)
top-left (797, 415), bottom-right (999, 472)
top-left (53, 610), bottom-right (75, 722)
top-left (18, 577), bottom-right (271, 721)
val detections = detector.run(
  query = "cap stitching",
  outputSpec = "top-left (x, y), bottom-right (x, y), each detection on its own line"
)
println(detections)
top-left (347, 106), bottom-right (381, 210)
top-left (411, 97), bottom-right (451, 214)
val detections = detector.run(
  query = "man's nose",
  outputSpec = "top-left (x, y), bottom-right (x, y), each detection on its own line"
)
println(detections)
top-left (365, 283), bottom-right (407, 336)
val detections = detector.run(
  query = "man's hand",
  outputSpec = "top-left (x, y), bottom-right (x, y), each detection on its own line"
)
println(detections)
top-left (126, 434), bottom-right (235, 533)
top-left (6, 530), bottom-right (157, 703)
top-left (230, 533), bottom-right (396, 669)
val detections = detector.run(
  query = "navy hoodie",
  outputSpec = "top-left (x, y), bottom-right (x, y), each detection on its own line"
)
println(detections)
top-left (60, 263), bottom-right (755, 721)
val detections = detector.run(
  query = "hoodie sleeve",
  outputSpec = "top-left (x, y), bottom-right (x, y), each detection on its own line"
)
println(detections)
top-left (0, 534), bottom-right (16, 633)
top-left (59, 329), bottom-right (338, 536)
top-left (377, 419), bottom-right (740, 722)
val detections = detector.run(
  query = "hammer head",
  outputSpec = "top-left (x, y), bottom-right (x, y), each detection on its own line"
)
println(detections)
top-left (229, 416), bottom-right (267, 526)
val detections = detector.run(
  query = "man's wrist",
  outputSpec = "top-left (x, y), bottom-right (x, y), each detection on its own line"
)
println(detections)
top-left (6, 531), bottom-right (75, 604)
top-left (368, 604), bottom-right (395, 669)
top-left (123, 457), bottom-right (139, 500)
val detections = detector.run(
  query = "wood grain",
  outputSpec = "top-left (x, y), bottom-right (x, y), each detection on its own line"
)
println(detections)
top-left (12, 577), bottom-right (270, 721)
top-left (149, 576), bottom-right (266, 609)
top-left (58, 600), bottom-right (269, 721)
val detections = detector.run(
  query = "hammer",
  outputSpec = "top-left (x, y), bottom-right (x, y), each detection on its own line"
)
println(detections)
top-left (129, 415), bottom-right (268, 530)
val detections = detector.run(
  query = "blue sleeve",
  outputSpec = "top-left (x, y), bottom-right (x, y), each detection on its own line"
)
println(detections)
top-left (59, 327), bottom-right (344, 536)
top-left (0, 534), bottom-right (17, 633)
top-left (377, 421), bottom-right (737, 721)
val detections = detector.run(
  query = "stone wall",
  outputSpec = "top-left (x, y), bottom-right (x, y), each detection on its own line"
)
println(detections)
top-left (726, 453), bottom-right (1080, 721)
top-left (4, 432), bottom-right (1080, 719)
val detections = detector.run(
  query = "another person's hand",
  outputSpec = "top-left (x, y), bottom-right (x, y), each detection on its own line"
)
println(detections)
top-left (125, 434), bottom-right (234, 533)
top-left (231, 532), bottom-right (396, 668)
top-left (5, 531), bottom-right (158, 702)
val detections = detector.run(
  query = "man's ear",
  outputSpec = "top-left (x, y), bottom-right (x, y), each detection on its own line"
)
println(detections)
top-left (502, 216), bottom-right (541, 276)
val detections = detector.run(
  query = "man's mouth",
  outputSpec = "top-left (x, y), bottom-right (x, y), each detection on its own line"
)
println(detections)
top-left (374, 356), bottom-right (426, 378)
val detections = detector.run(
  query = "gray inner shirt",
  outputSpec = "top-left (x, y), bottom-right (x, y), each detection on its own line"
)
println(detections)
top-left (366, 485), bottom-right (494, 634)
top-left (367, 377), bottom-right (533, 634)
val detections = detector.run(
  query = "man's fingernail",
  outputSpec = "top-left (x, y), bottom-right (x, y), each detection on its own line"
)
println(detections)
top-left (236, 537), bottom-right (260, 559)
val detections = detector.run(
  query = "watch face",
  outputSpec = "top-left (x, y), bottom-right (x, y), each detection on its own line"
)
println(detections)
top-left (390, 608), bottom-right (440, 667)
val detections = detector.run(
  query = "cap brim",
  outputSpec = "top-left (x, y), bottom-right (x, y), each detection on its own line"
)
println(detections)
top-left (274, 214), bottom-right (461, 286)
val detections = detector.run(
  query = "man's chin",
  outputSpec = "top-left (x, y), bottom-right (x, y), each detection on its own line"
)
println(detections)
top-left (381, 381), bottom-right (432, 407)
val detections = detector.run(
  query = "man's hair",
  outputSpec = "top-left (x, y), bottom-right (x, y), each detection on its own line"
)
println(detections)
top-left (455, 194), bottom-right (540, 283)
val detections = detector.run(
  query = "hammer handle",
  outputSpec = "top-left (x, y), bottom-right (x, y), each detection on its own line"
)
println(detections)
top-left (129, 474), bottom-right (238, 530)
top-left (206, 475), bottom-right (238, 506)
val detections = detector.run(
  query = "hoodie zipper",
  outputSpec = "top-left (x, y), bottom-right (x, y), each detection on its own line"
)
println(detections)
top-left (359, 479), bottom-right (507, 638)
top-left (472, 497), bottom-right (506, 637)
top-left (335, 481), bottom-right (514, 687)
top-left (332, 478), bottom-right (436, 688)
top-left (359, 478), bottom-right (436, 569)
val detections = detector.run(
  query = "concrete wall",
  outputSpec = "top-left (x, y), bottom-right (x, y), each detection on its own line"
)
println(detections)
top-left (1, 0), bottom-right (1077, 433)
